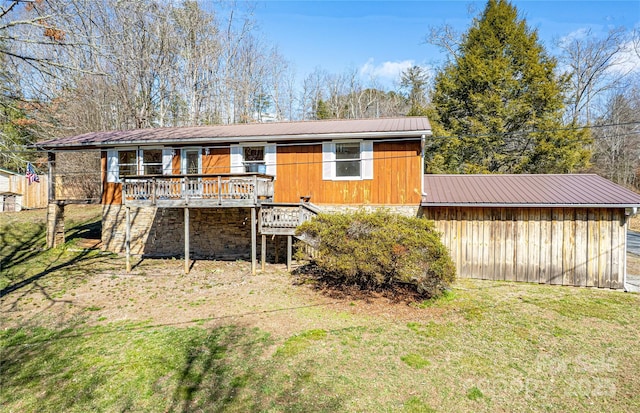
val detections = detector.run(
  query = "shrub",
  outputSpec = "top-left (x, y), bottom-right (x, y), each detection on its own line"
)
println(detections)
top-left (295, 210), bottom-right (455, 299)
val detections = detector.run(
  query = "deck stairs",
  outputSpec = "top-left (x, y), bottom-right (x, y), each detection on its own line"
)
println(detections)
top-left (258, 200), bottom-right (321, 246)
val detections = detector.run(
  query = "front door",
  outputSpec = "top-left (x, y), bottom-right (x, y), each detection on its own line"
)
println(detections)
top-left (181, 148), bottom-right (202, 197)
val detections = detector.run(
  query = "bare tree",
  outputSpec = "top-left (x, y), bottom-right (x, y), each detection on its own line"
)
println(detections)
top-left (557, 27), bottom-right (629, 124)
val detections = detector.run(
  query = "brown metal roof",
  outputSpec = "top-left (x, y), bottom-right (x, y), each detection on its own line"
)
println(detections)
top-left (422, 174), bottom-right (640, 207)
top-left (38, 117), bottom-right (431, 149)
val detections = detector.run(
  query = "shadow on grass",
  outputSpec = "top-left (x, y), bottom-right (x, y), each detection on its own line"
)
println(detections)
top-left (1, 323), bottom-right (345, 412)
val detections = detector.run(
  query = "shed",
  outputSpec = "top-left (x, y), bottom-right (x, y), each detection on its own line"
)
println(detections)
top-left (420, 174), bottom-right (640, 289)
top-left (0, 192), bottom-right (22, 212)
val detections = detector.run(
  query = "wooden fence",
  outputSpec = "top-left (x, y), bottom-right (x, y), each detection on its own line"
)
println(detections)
top-left (421, 206), bottom-right (626, 289)
top-left (9, 174), bottom-right (48, 209)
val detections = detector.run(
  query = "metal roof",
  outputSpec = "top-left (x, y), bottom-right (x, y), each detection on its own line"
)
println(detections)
top-left (422, 174), bottom-right (640, 208)
top-left (38, 117), bottom-right (432, 149)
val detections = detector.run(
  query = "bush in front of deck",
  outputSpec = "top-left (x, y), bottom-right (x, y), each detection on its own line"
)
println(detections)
top-left (295, 210), bottom-right (455, 299)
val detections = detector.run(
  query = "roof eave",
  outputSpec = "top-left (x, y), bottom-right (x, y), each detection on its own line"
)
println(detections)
top-left (38, 129), bottom-right (432, 150)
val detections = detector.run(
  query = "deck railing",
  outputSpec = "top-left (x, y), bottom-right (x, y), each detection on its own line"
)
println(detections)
top-left (259, 201), bottom-right (321, 235)
top-left (122, 173), bottom-right (274, 207)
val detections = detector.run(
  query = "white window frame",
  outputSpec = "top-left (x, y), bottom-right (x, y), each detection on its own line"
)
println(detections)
top-left (106, 147), bottom-right (172, 183)
top-left (140, 147), bottom-right (164, 176)
top-left (230, 142), bottom-right (277, 176)
top-left (322, 140), bottom-right (373, 181)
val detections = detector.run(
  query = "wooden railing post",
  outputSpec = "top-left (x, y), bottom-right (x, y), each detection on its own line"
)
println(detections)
top-left (184, 177), bottom-right (189, 205)
top-left (151, 177), bottom-right (156, 205)
top-left (218, 176), bottom-right (222, 205)
top-left (253, 175), bottom-right (258, 204)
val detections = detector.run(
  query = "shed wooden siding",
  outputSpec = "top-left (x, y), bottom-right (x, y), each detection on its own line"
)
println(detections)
top-left (274, 142), bottom-right (422, 204)
top-left (421, 206), bottom-right (626, 289)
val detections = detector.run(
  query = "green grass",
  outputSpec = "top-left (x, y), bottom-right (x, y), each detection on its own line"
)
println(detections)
top-left (2, 207), bottom-right (640, 412)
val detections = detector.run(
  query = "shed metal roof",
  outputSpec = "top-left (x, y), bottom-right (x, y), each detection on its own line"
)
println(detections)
top-left (38, 117), bottom-right (431, 149)
top-left (422, 174), bottom-right (640, 208)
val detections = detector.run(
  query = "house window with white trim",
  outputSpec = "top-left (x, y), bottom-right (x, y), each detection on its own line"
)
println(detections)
top-left (322, 140), bottom-right (373, 180)
top-left (335, 143), bottom-right (361, 178)
top-left (230, 143), bottom-right (277, 176)
top-left (118, 150), bottom-right (137, 177)
top-left (107, 148), bottom-right (173, 183)
top-left (142, 149), bottom-right (163, 175)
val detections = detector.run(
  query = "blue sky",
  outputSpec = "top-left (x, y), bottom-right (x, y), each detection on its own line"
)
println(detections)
top-left (250, 0), bottom-right (640, 88)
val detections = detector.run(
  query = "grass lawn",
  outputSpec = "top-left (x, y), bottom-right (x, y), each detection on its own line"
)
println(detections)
top-left (1, 206), bottom-right (640, 412)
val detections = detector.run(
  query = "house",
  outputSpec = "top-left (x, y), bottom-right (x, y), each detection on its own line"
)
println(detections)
top-left (421, 174), bottom-right (640, 290)
top-left (38, 118), bottom-right (640, 289)
top-left (0, 167), bottom-right (48, 211)
top-left (38, 117), bottom-right (430, 273)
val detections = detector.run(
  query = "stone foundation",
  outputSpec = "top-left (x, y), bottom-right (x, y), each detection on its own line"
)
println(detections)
top-left (47, 203), bottom-right (65, 248)
top-left (102, 205), bottom-right (289, 261)
top-left (317, 204), bottom-right (420, 217)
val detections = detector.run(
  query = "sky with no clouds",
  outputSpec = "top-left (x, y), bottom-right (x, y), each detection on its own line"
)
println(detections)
top-left (248, 0), bottom-right (640, 88)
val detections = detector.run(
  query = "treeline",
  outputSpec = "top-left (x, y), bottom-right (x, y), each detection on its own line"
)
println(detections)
top-left (1, 0), bottom-right (639, 187)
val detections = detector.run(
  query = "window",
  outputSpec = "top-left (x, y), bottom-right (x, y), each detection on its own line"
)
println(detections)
top-left (243, 146), bottom-right (265, 173)
top-left (118, 150), bottom-right (137, 177)
top-left (107, 148), bottom-right (173, 183)
top-left (322, 141), bottom-right (373, 180)
top-left (335, 143), bottom-right (361, 178)
top-left (142, 149), bottom-right (163, 175)
top-left (230, 144), bottom-right (277, 176)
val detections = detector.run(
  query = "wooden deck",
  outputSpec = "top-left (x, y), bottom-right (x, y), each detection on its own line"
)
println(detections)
top-left (122, 174), bottom-right (274, 208)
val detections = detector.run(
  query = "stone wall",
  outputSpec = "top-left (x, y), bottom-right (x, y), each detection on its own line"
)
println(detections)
top-left (102, 205), bottom-right (288, 260)
top-left (317, 204), bottom-right (420, 217)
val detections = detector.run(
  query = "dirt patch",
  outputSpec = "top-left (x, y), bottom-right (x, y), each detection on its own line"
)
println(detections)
top-left (1, 255), bottom-right (445, 339)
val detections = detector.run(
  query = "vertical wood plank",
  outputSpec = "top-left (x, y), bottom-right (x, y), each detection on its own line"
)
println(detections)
top-left (550, 208), bottom-right (563, 285)
top-left (574, 208), bottom-right (588, 287)
top-left (471, 208), bottom-right (480, 279)
top-left (598, 209), bottom-right (612, 288)
top-left (528, 208), bottom-right (541, 283)
top-left (481, 208), bottom-right (491, 280)
top-left (461, 208), bottom-right (470, 278)
top-left (586, 209), bottom-right (599, 287)
top-left (497, 208), bottom-right (507, 281)
top-left (562, 209), bottom-right (576, 286)
top-left (515, 208), bottom-right (529, 282)
top-left (504, 208), bottom-right (515, 281)
top-left (487, 208), bottom-right (498, 281)
top-left (538, 208), bottom-right (551, 284)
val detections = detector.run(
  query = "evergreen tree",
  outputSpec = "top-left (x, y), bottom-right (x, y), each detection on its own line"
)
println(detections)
top-left (426, 0), bottom-right (591, 174)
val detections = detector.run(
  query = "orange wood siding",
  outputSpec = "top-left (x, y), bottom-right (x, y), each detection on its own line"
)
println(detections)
top-left (203, 148), bottom-right (230, 174)
top-left (100, 143), bottom-right (420, 206)
top-left (274, 141), bottom-right (422, 205)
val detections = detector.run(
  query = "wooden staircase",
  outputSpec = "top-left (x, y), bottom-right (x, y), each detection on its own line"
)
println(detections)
top-left (258, 200), bottom-right (321, 270)
top-left (258, 201), bottom-right (321, 237)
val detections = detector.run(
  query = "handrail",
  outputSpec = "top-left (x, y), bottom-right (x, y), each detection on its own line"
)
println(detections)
top-left (121, 173), bottom-right (274, 205)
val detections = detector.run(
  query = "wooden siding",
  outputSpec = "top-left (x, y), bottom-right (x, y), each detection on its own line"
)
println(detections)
top-left (100, 142), bottom-right (422, 206)
top-left (422, 206), bottom-right (626, 289)
top-left (274, 142), bottom-right (422, 204)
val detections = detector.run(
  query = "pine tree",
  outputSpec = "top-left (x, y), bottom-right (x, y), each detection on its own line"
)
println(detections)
top-left (426, 0), bottom-right (591, 174)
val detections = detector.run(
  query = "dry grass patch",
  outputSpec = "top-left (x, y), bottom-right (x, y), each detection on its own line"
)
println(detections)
top-left (2, 206), bottom-right (640, 412)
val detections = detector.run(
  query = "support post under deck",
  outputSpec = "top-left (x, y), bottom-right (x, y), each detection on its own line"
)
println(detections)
top-left (184, 207), bottom-right (190, 274)
top-left (287, 235), bottom-right (292, 271)
top-left (261, 234), bottom-right (266, 272)
top-left (251, 207), bottom-right (257, 275)
top-left (125, 206), bottom-right (131, 273)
